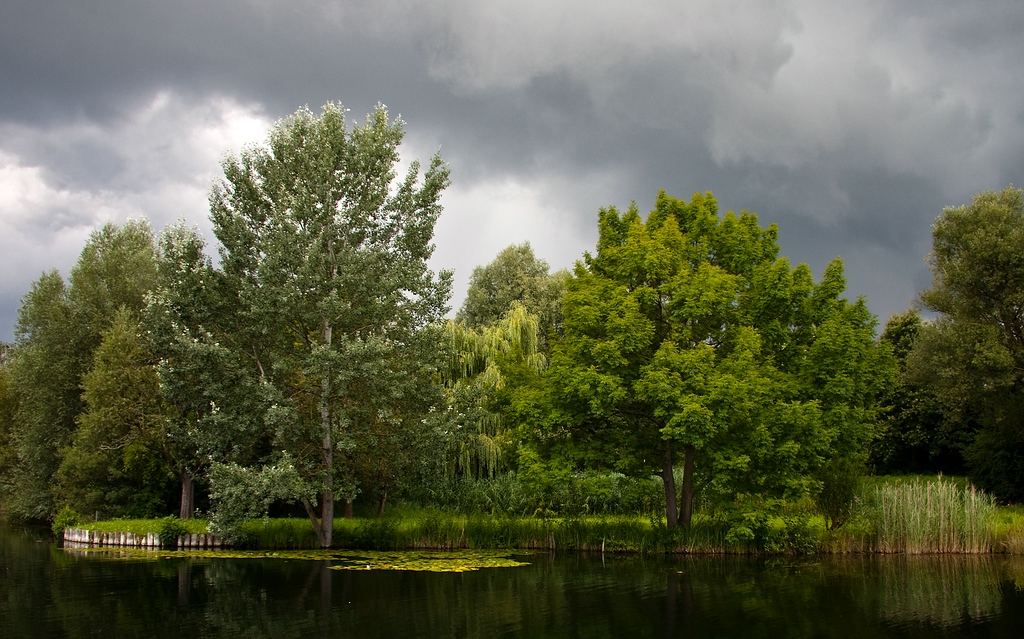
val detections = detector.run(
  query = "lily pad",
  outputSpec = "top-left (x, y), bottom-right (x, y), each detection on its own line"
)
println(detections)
top-left (329, 550), bottom-right (530, 572)
top-left (62, 547), bottom-right (532, 572)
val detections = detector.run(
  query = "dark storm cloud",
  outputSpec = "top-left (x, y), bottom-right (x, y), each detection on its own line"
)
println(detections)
top-left (1, 0), bottom-right (1023, 341)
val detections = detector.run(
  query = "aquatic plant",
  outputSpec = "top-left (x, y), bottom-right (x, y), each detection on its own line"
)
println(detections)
top-left (869, 476), bottom-right (996, 553)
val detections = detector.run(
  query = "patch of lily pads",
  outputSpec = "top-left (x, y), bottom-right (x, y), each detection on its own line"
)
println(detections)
top-left (329, 551), bottom-right (531, 572)
top-left (62, 547), bottom-right (531, 572)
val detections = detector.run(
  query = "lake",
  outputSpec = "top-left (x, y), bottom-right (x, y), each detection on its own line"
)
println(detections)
top-left (3, 524), bottom-right (1024, 638)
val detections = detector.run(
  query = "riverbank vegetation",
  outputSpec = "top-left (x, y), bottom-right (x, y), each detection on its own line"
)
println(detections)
top-left (52, 474), bottom-right (1024, 555)
top-left (1, 102), bottom-right (1022, 552)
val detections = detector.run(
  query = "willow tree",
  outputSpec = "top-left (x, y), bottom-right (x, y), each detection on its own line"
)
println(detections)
top-left (439, 303), bottom-right (546, 477)
top-left (210, 103), bottom-right (451, 547)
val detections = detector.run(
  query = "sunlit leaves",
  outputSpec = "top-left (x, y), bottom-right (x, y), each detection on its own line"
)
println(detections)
top-left (544, 189), bottom-right (891, 528)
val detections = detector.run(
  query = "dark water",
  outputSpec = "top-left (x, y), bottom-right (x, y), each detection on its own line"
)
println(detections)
top-left (3, 526), bottom-right (1024, 638)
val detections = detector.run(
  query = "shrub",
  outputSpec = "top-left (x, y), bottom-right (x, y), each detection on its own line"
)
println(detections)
top-left (158, 516), bottom-right (188, 549)
top-left (51, 506), bottom-right (82, 537)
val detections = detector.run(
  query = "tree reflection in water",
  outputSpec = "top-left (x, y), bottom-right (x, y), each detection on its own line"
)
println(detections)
top-left (3, 526), bottom-right (1024, 638)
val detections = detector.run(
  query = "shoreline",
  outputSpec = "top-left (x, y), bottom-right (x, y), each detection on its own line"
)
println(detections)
top-left (55, 513), bottom-right (1024, 555)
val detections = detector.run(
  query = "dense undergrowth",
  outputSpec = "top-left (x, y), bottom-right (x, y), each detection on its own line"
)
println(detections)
top-left (58, 475), bottom-right (1024, 554)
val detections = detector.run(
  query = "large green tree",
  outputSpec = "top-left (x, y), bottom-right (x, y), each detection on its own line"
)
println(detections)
top-left (911, 186), bottom-right (1024, 500)
top-left (538, 191), bottom-right (891, 528)
top-left (54, 307), bottom-right (173, 518)
top-left (3, 221), bottom-right (158, 520)
top-left (210, 103), bottom-right (451, 546)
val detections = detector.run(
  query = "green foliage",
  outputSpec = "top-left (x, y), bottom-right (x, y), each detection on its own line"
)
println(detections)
top-left (960, 400), bottom-right (1024, 504)
top-left (456, 242), bottom-right (567, 350)
top-left (210, 102), bottom-right (451, 546)
top-left (911, 186), bottom-right (1024, 501)
top-left (51, 506), bottom-right (82, 536)
top-left (239, 518), bottom-right (321, 549)
top-left (815, 458), bottom-right (863, 530)
top-left (0, 345), bottom-right (16, 508)
top-left (206, 458), bottom-right (311, 543)
top-left (535, 190), bottom-right (893, 527)
top-left (872, 310), bottom-right (967, 474)
top-left (4, 221), bottom-right (159, 520)
top-left (405, 470), bottom-right (663, 518)
top-left (436, 303), bottom-right (546, 478)
top-left (54, 307), bottom-right (174, 519)
top-left (350, 517), bottom-right (399, 550)
top-left (157, 516), bottom-right (188, 549)
top-left (144, 222), bottom-right (267, 518)
top-left (719, 496), bottom-right (819, 553)
top-left (4, 272), bottom-right (84, 519)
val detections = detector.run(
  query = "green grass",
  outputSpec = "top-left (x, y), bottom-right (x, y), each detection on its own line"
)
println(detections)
top-left (992, 506), bottom-right (1024, 554)
top-left (238, 513), bottom-right (650, 551)
top-left (75, 518), bottom-right (209, 536)
top-left (231, 511), bottom-right (741, 553)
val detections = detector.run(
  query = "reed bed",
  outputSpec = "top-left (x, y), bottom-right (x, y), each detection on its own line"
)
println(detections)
top-left (870, 476), bottom-right (996, 553)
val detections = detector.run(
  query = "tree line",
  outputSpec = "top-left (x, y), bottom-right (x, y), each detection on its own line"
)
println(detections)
top-left (0, 103), bottom-right (1020, 546)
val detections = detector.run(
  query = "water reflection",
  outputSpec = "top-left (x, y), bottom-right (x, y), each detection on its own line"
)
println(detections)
top-left (2, 525), bottom-right (1024, 638)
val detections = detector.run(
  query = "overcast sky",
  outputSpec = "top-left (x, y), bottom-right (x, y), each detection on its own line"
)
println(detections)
top-left (2, 0), bottom-right (1022, 341)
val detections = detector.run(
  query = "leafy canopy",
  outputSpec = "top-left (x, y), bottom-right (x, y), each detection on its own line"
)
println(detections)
top-left (533, 191), bottom-right (891, 530)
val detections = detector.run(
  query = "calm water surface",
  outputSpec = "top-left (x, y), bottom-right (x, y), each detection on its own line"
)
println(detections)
top-left (3, 525), bottom-right (1024, 638)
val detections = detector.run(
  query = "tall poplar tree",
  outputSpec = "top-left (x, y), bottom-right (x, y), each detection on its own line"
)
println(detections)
top-left (210, 103), bottom-right (451, 546)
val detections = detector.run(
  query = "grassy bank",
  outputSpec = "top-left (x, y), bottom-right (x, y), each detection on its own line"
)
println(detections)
top-left (61, 476), bottom-right (1024, 554)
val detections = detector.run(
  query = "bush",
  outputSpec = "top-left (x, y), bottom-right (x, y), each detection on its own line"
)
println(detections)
top-left (816, 460), bottom-right (863, 530)
top-left (51, 506), bottom-right (82, 536)
top-left (158, 516), bottom-right (188, 549)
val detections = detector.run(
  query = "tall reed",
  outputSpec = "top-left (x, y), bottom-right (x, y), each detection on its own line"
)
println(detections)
top-left (870, 476), bottom-right (995, 553)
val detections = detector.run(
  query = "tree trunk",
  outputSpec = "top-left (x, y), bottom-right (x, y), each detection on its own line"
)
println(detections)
top-left (377, 482), bottom-right (389, 517)
top-left (320, 488), bottom-right (334, 548)
top-left (344, 499), bottom-right (353, 519)
top-left (680, 444), bottom-right (695, 528)
top-left (661, 440), bottom-right (678, 529)
top-left (301, 498), bottom-right (325, 544)
top-left (318, 320), bottom-right (335, 548)
top-left (179, 469), bottom-right (194, 519)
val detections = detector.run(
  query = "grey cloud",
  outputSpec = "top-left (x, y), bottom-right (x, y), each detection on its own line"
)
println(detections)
top-left (1, 0), bottom-right (1023, 340)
